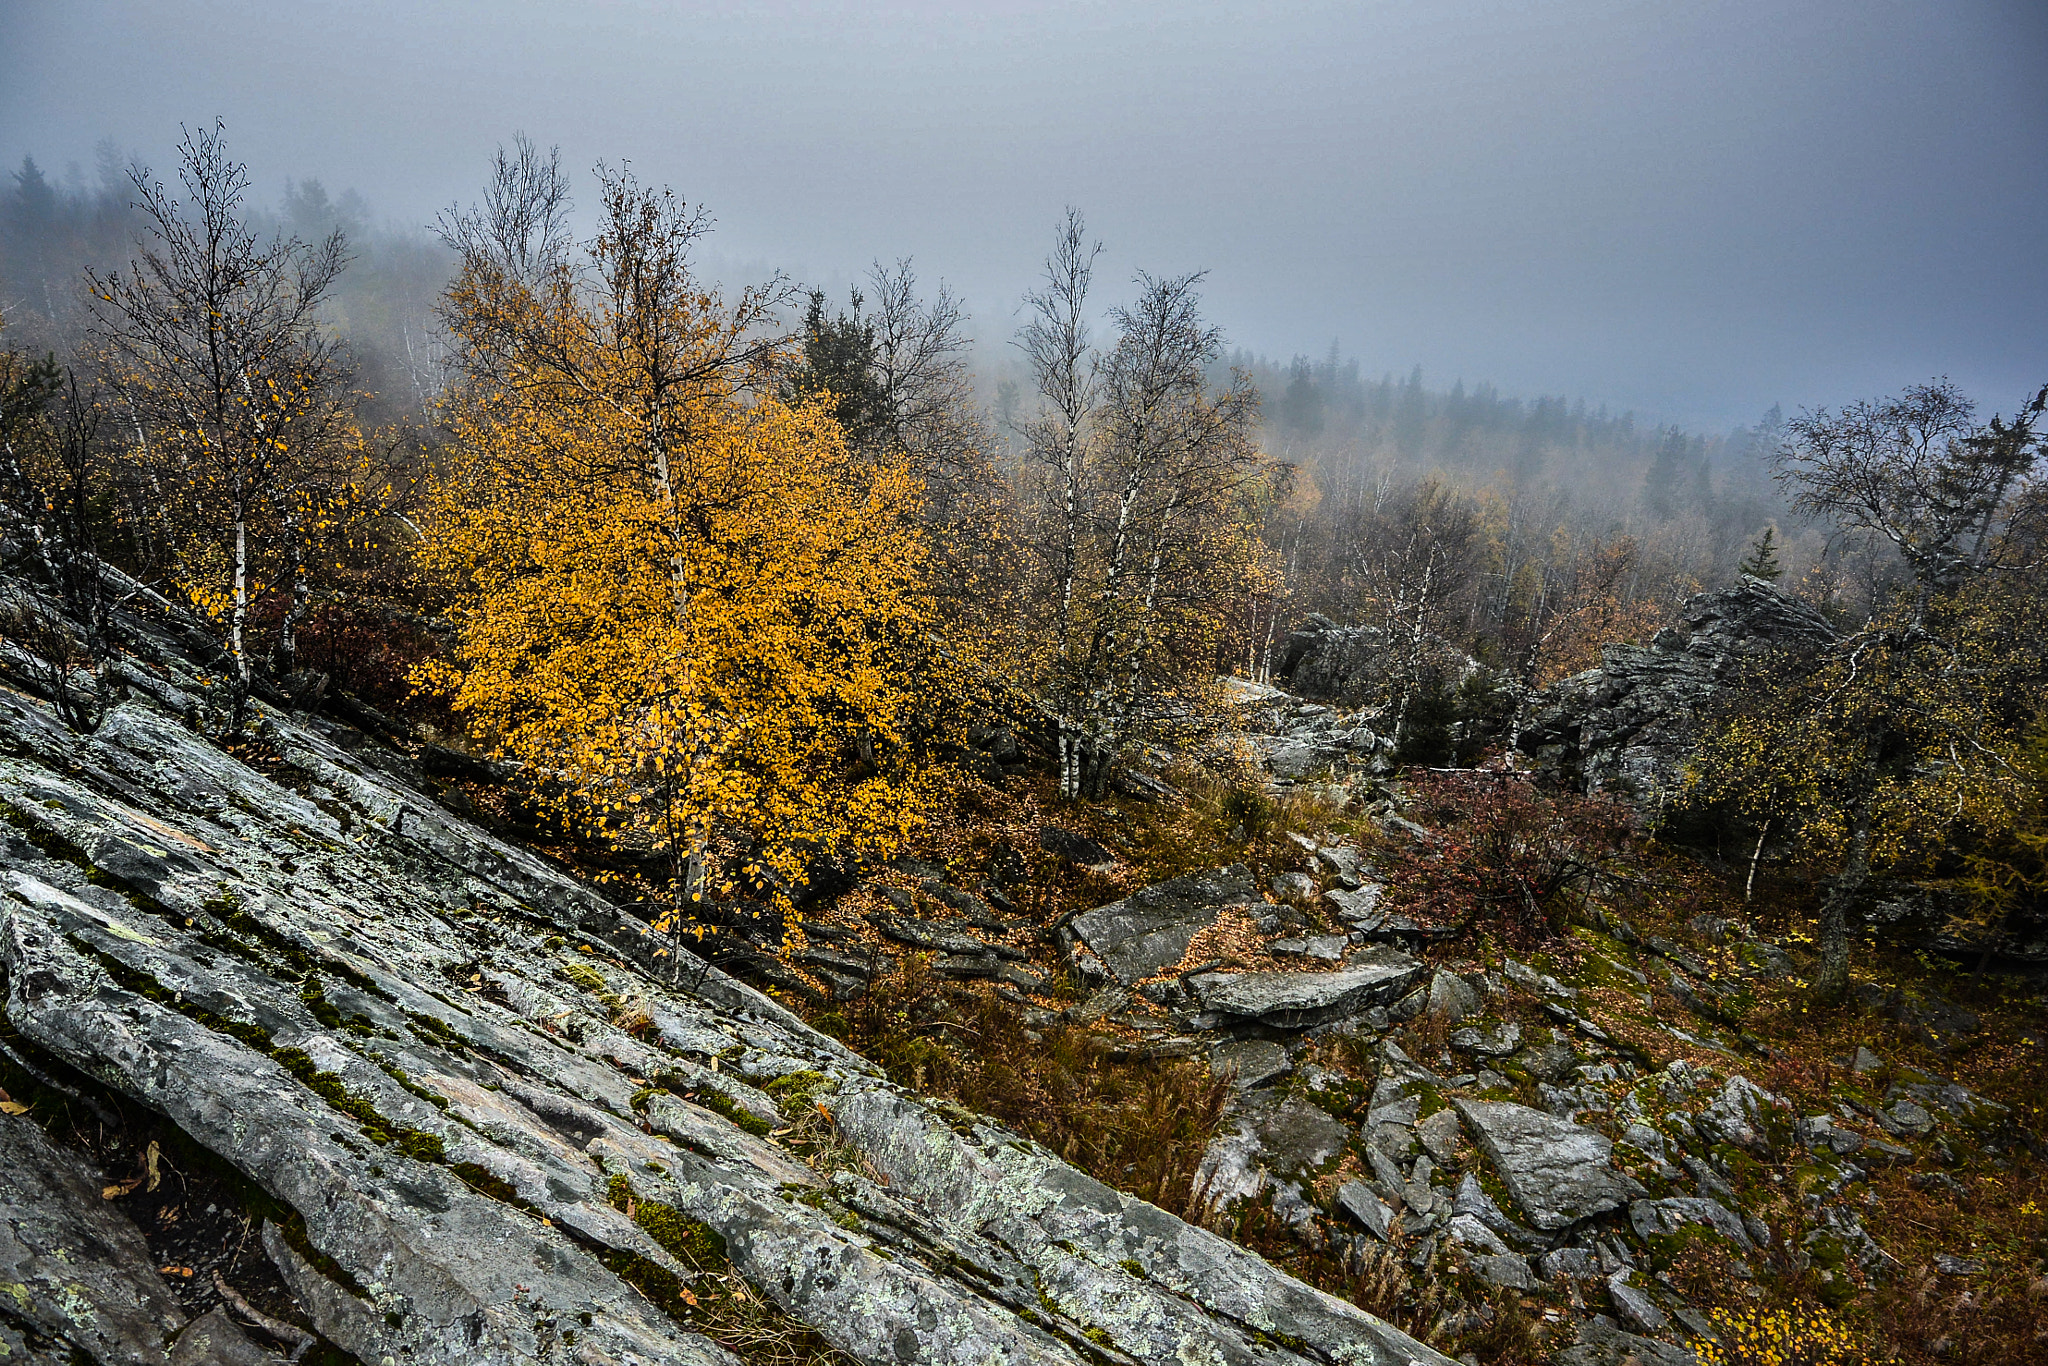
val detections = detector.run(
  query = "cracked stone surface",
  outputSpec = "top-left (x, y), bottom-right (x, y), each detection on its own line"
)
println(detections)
top-left (0, 602), bottom-right (1454, 1366)
top-left (1451, 1099), bottom-right (1646, 1231)
top-left (1190, 949), bottom-right (1426, 1030)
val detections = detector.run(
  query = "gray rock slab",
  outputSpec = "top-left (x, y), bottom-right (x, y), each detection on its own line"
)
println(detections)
top-left (1553, 1316), bottom-right (1697, 1366)
top-left (0, 642), bottom-right (1466, 1366)
top-left (1694, 1075), bottom-right (1778, 1155)
top-left (1736, 940), bottom-right (1796, 979)
top-left (1270, 871), bottom-right (1316, 902)
top-left (1425, 970), bottom-right (1479, 1022)
top-left (1335, 1180), bottom-right (1395, 1239)
top-left (1468, 1252), bottom-right (1537, 1290)
top-left (1447, 1213), bottom-right (1509, 1255)
top-left (1606, 1272), bottom-right (1669, 1334)
top-left (1452, 1099), bottom-right (1646, 1230)
top-left (1450, 1173), bottom-right (1541, 1249)
top-left (1322, 884), bottom-right (1383, 921)
top-left (168, 1309), bottom-right (285, 1366)
top-left (1450, 1020), bottom-right (1522, 1057)
top-left (1062, 865), bottom-right (1258, 984)
top-left (871, 913), bottom-right (992, 957)
top-left (0, 1112), bottom-right (199, 1363)
top-left (1539, 1247), bottom-right (1601, 1281)
top-left (1516, 579), bottom-right (1837, 807)
top-left (1211, 1038), bottom-right (1293, 1088)
top-left (1415, 1107), bottom-right (1464, 1165)
top-left (1192, 947), bottom-right (1426, 1029)
top-left (837, 1088), bottom-right (1457, 1366)
top-left (1628, 1197), bottom-right (1753, 1250)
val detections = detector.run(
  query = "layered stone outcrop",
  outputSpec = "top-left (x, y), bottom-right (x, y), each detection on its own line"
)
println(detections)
top-left (0, 585), bottom-right (1449, 1366)
top-left (1517, 579), bottom-right (1837, 805)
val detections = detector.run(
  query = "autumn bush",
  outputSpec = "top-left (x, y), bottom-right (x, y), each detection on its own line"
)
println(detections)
top-left (1692, 1304), bottom-right (1886, 1366)
top-left (1378, 773), bottom-right (1632, 948)
top-left (419, 168), bottom-right (949, 936)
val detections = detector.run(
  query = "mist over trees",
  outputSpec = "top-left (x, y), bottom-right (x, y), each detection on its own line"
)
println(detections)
top-left (5, 122), bottom-right (2042, 972)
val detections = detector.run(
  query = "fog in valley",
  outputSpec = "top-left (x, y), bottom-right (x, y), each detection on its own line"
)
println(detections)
top-left (6, 1), bottom-right (2046, 677)
top-left (8, 0), bottom-right (2044, 420)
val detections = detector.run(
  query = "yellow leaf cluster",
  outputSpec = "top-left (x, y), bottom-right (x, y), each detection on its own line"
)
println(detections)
top-left (420, 279), bottom-right (936, 912)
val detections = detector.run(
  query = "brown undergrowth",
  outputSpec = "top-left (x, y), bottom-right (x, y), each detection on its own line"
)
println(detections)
top-left (811, 956), bottom-right (1230, 1213)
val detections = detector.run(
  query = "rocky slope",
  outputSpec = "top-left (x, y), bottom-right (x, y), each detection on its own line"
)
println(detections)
top-left (1106, 837), bottom-right (2034, 1365)
top-left (0, 589), bottom-right (1452, 1366)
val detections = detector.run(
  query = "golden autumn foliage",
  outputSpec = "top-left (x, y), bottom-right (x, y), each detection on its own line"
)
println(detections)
top-left (420, 170), bottom-right (939, 929)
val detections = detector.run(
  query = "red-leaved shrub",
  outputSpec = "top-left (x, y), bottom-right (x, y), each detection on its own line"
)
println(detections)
top-left (1378, 774), bottom-right (1632, 948)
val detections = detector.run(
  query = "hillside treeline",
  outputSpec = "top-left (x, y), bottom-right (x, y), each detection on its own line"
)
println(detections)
top-left (4, 128), bottom-right (2045, 981)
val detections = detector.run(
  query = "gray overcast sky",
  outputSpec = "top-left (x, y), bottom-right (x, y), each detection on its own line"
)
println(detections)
top-left (4, 0), bottom-right (2044, 427)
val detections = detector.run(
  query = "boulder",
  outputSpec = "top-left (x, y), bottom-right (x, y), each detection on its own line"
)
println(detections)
top-left (1629, 1196), bottom-right (1754, 1250)
top-left (1415, 1107), bottom-right (1464, 1165)
top-left (1211, 1039), bottom-right (1293, 1089)
top-left (1735, 941), bottom-right (1795, 979)
top-left (1515, 1038), bottom-right (1580, 1084)
top-left (1450, 1021), bottom-right (1522, 1058)
top-left (1468, 1253), bottom-right (1537, 1290)
top-left (1192, 1091), bottom-right (1350, 1230)
top-left (1270, 871), bottom-right (1316, 902)
top-left (1323, 884), bottom-right (1384, 922)
top-left (1451, 1099), bottom-right (1646, 1230)
top-left (1336, 1180), bottom-right (1396, 1240)
top-left (1555, 1316), bottom-right (1697, 1366)
top-left (1190, 948), bottom-right (1427, 1029)
top-left (1450, 1172), bottom-right (1541, 1250)
top-left (1604, 1272), bottom-right (1670, 1335)
top-left (1425, 970), bottom-right (1479, 1022)
top-left (1539, 1247), bottom-right (1602, 1282)
top-left (1061, 865), bottom-right (1259, 985)
top-left (871, 913), bottom-right (995, 957)
top-left (1693, 1075), bottom-right (1778, 1156)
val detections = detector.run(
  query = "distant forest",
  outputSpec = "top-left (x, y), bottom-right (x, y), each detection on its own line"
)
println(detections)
top-left (0, 136), bottom-right (1884, 731)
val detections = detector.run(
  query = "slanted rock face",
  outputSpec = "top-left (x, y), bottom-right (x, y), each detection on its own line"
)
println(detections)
top-left (1060, 864), bottom-right (1258, 985)
top-left (0, 598), bottom-right (1453, 1366)
top-left (1518, 579), bottom-right (1836, 806)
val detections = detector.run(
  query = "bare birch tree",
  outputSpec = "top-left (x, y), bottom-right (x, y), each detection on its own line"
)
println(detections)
top-left (1018, 219), bottom-right (1269, 798)
top-left (88, 121), bottom-right (354, 706)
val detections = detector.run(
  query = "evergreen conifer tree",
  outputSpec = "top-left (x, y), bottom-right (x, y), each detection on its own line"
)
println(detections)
top-left (1738, 526), bottom-right (1782, 581)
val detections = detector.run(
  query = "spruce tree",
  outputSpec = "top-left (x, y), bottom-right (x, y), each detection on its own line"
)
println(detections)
top-left (1739, 526), bottom-right (1782, 581)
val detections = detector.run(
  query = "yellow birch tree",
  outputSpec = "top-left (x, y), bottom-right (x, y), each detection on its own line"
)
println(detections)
top-left (422, 158), bottom-right (935, 944)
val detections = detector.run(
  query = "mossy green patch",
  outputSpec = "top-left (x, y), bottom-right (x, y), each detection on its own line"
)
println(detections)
top-left (605, 1174), bottom-right (728, 1269)
top-left (559, 962), bottom-right (610, 996)
top-left (692, 1088), bottom-right (774, 1137)
top-left (764, 1070), bottom-right (839, 1121)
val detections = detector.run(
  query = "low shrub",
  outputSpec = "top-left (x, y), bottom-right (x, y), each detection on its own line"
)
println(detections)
top-left (1378, 773), bottom-right (1632, 948)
